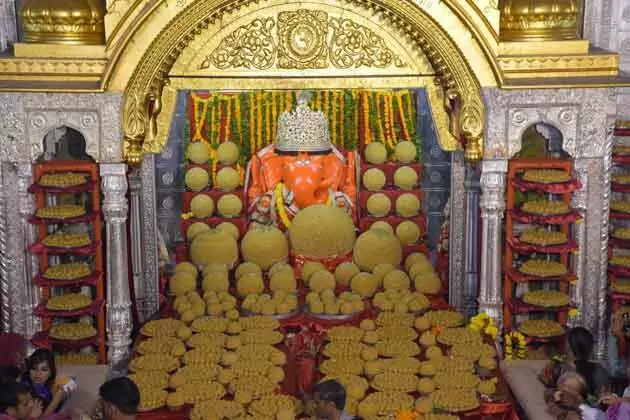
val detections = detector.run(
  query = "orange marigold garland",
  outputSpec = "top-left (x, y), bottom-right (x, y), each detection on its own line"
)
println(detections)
top-left (224, 96), bottom-right (232, 142)
top-left (234, 95), bottom-right (243, 147)
top-left (396, 91), bottom-right (410, 141)
top-left (249, 91), bottom-right (255, 157)
top-left (362, 91), bottom-right (371, 144)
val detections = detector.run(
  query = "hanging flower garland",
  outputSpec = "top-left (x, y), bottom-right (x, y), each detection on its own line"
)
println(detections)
top-left (504, 331), bottom-right (527, 360)
top-left (469, 312), bottom-right (499, 340)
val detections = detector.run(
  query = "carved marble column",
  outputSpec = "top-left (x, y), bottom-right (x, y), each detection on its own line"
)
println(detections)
top-left (0, 0), bottom-right (17, 51)
top-left (464, 164), bottom-right (480, 318)
top-left (449, 152), bottom-right (466, 312)
top-left (140, 154), bottom-right (159, 318)
top-left (100, 163), bottom-right (132, 369)
top-left (17, 163), bottom-right (40, 339)
top-left (0, 164), bottom-right (9, 331)
top-left (569, 159), bottom-right (588, 328)
top-left (128, 168), bottom-right (146, 321)
top-left (478, 160), bottom-right (507, 331)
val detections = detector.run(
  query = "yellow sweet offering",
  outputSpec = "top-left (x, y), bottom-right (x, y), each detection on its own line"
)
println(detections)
top-left (612, 228), bottom-right (630, 240)
top-left (612, 280), bottom-right (630, 294)
top-left (327, 326), bottom-right (364, 342)
top-left (190, 231), bottom-right (239, 268)
top-left (614, 145), bottom-right (630, 155)
top-left (394, 166), bottom-right (418, 190)
top-left (190, 194), bottom-right (214, 218)
top-left (239, 316), bottom-right (280, 330)
top-left (432, 388), bottom-right (479, 412)
top-left (46, 293), bottom-right (92, 311)
top-left (216, 167), bottom-right (241, 192)
top-left (217, 194), bottom-right (243, 218)
top-left (130, 354), bottom-right (180, 373)
top-left (128, 372), bottom-right (170, 390)
top-left (522, 200), bottom-right (569, 215)
top-left (363, 168), bottom-right (386, 191)
top-left (320, 358), bottom-right (365, 376)
top-left (375, 340), bottom-right (420, 358)
top-left (519, 259), bottom-right (567, 277)
top-left (50, 322), bottom-right (96, 340)
top-left (36, 204), bottom-right (85, 219)
top-left (520, 228), bottom-right (567, 246)
top-left (44, 263), bottom-right (91, 280)
top-left (138, 388), bottom-right (167, 411)
top-left (357, 392), bottom-right (414, 418)
top-left (395, 193), bottom-right (421, 217)
top-left (239, 329), bottom-right (283, 345)
top-left (186, 142), bottom-right (211, 165)
top-left (371, 372), bottom-right (418, 393)
top-left (248, 394), bottom-right (299, 418)
top-left (372, 290), bottom-right (430, 313)
top-left (394, 141), bottom-right (418, 163)
top-left (366, 193), bottom-right (392, 217)
top-left (376, 312), bottom-right (415, 327)
top-left (612, 200), bottom-right (630, 213)
top-left (42, 232), bottom-right (91, 248)
top-left (141, 318), bottom-right (186, 337)
top-left (364, 142), bottom-right (388, 164)
top-left (191, 316), bottom-right (228, 333)
top-left (437, 327), bottom-right (481, 346)
top-left (39, 172), bottom-right (87, 187)
top-left (217, 141), bottom-right (240, 165)
top-left (178, 381), bottom-right (226, 404)
top-left (478, 380), bottom-right (497, 395)
top-left (522, 290), bottom-right (570, 307)
top-left (377, 326), bottom-right (418, 341)
top-left (353, 229), bottom-right (403, 272)
top-left (613, 174), bottom-right (630, 185)
top-left (190, 400), bottom-right (245, 420)
top-left (610, 256), bottom-right (630, 267)
top-left (423, 310), bottom-right (464, 328)
top-left (139, 337), bottom-right (186, 357)
top-left (55, 352), bottom-right (98, 366)
top-left (522, 169), bottom-right (571, 184)
top-left (519, 319), bottom-right (564, 337)
top-left (323, 341), bottom-right (367, 358)
top-left (435, 373), bottom-right (480, 390)
top-left (185, 167), bottom-right (210, 192)
top-left (288, 205), bottom-right (356, 259)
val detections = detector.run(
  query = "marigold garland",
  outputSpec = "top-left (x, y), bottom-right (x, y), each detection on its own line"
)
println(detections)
top-left (396, 91), bottom-right (410, 141)
top-left (249, 92), bottom-right (255, 157)
top-left (331, 91), bottom-right (337, 146)
top-left (504, 330), bottom-right (527, 360)
top-left (265, 92), bottom-right (272, 147)
top-left (339, 91), bottom-right (345, 149)
top-left (234, 95), bottom-right (243, 148)
top-left (271, 91), bottom-right (278, 142)
top-left (362, 91), bottom-right (371, 144)
top-left (275, 183), bottom-right (291, 228)
top-left (224, 96), bottom-right (232, 142)
top-left (256, 91), bottom-right (263, 152)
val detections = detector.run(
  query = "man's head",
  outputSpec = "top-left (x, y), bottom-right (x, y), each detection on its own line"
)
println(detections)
top-left (555, 372), bottom-right (588, 408)
top-left (0, 382), bottom-right (36, 420)
top-left (99, 377), bottom-right (140, 420)
top-left (312, 379), bottom-right (346, 419)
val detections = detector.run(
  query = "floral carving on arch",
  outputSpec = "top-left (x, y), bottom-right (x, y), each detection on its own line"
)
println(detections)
top-left (505, 106), bottom-right (579, 158)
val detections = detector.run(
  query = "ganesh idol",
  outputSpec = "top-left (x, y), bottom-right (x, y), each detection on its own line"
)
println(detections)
top-left (247, 91), bottom-right (357, 227)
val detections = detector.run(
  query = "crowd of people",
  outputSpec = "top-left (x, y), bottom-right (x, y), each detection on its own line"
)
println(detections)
top-left (0, 333), bottom-right (359, 420)
top-left (6, 318), bottom-right (630, 420)
top-left (543, 315), bottom-right (630, 420)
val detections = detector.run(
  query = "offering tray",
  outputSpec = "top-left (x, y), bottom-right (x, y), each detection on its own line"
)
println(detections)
top-left (512, 177), bottom-right (580, 194)
top-left (30, 241), bottom-right (99, 256)
top-left (34, 270), bottom-right (100, 287)
top-left (32, 330), bottom-right (98, 349)
top-left (35, 298), bottom-right (103, 318)
top-left (28, 212), bottom-right (98, 225)
top-left (508, 298), bottom-right (569, 314)
top-left (510, 208), bottom-right (580, 224)
top-left (28, 179), bottom-right (96, 194)
top-left (506, 268), bottom-right (574, 283)
top-left (508, 237), bottom-right (577, 254)
top-left (240, 308), bottom-right (301, 320)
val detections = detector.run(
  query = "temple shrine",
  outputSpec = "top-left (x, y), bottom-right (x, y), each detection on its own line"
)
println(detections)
top-left (0, 0), bottom-right (629, 418)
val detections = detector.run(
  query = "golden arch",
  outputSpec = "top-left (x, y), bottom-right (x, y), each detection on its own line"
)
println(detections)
top-left (106, 0), bottom-right (500, 164)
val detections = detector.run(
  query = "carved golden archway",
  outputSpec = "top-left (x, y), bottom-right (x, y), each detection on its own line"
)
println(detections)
top-left (108, 0), bottom-right (498, 164)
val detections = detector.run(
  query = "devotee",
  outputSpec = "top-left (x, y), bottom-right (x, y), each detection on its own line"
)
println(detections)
top-left (311, 379), bottom-right (355, 420)
top-left (547, 372), bottom-right (606, 420)
top-left (542, 327), bottom-right (611, 404)
top-left (97, 377), bottom-right (140, 420)
top-left (21, 349), bottom-right (75, 416)
top-left (0, 382), bottom-right (44, 420)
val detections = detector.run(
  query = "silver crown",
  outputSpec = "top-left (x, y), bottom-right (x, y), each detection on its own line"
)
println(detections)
top-left (275, 91), bottom-right (331, 153)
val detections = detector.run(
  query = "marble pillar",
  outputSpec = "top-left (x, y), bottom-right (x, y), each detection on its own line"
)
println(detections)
top-left (478, 160), bottom-right (507, 331)
top-left (100, 163), bottom-right (132, 369)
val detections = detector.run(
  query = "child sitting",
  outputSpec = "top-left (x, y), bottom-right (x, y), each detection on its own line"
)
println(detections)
top-left (20, 350), bottom-right (76, 416)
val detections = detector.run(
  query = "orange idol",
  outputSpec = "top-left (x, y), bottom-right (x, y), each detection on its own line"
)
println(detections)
top-left (247, 92), bottom-right (356, 227)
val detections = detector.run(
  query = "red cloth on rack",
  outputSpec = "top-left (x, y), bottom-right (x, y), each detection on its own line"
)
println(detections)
top-left (0, 333), bottom-right (26, 367)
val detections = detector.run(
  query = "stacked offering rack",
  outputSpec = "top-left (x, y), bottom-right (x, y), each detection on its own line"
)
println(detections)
top-left (609, 124), bottom-right (630, 314)
top-left (28, 161), bottom-right (105, 364)
top-left (504, 159), bottom-right (581, 346)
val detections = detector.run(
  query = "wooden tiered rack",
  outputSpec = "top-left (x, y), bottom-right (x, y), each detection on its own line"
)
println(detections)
top-left (609, 125), bottom-right (630, 314)
top-left (504, 158), bottom-right (580, 344)
top-left (29, 161), bottom-right (106, 363)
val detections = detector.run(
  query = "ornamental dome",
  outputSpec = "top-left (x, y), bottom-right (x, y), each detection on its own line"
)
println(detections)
top-left (499, 0), bottom-right (580, 41)
top-left (20, 0), bottom-right (106, 45)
